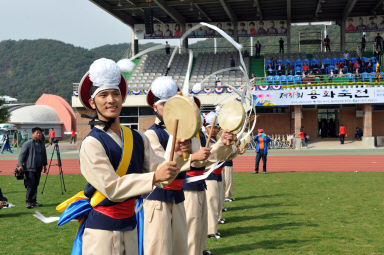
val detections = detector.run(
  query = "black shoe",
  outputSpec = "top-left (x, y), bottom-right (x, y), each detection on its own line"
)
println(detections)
top-left (33, 202), bottom-right (43, 207)
top-left (222, 207), bottom-right (228, 212)
top-left (26, 203), bottom-right (33, 209)
top-left (216, 232), bottom-right (221, 236)
top-left (203, 250), bottom-right (212, 255)
top-left (208, 234), bottom-right (220, 239)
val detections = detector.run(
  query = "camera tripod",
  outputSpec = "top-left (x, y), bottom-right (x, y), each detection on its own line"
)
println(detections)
top-left (41, 141), bottom-right (66, 195)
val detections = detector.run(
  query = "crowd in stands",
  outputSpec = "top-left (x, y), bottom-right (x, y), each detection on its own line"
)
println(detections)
top-left (265, 52), bottom-right (381, 84)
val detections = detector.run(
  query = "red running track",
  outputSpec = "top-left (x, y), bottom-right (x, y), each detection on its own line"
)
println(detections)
top-left (1, 155), bottom-right (384, 175)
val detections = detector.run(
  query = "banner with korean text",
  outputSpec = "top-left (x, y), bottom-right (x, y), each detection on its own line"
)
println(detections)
top-left (251, 87), bottom-right (384, 106)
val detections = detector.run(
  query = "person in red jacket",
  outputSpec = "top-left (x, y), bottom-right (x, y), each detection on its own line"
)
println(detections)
top-left (48, 128), bottom-right (55, 145)
top-left (339, 124), bottom-right (348, 144)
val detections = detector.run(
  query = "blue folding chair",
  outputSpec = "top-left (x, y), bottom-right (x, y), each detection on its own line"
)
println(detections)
top-left (371, 57), bottom-right (377, 63)
top-left (294, 75), bottom-right (302, 84)
top-left (266, 60), bottom-right (272, 67)
top-left (327, 65), bottom-right (335, 74)
top-left (273, 75), bottom-right (281, 85)
top-left (286, 75), bottom-right (294, 85)
top-left (361, 72), bottom-right (369, 82)
top-left (277, 59), bottom-right (283, 65)
top-left (266, 76), bottom-right (274, 85)
top-left (280, 75), bottom-right (287, 85)
top-left (323, 58), bottom-right (331, 67)
top-left (295, 59), bottom-right (302, 67)
top-left (361, 57), bottom-right (368, 63)
top-left (284, 59), bottom-right (292, 67)
top-left (295, 66), bottom-right (302, 75)
top-left (311, 58), bottom-right (320, 66)
top-left (350, 57), bottom-right (356, 64)
top-left (370, 72), bottom-right (377, 81)
top-left (346, 73), bottom-right (354, 82)
top-left (332, 58), bottom-right (339, 66)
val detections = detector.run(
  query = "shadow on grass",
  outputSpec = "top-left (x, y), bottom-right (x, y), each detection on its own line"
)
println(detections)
top-left (222, 222), bottom-right (318, 237)
top-left (0, 211), bottom-right (32, 218)
top-left (234, 194), bottom-right (285, 201)
top-left (230, 202), bottom-right (296, 211)
top-left (225, 212), bottom-right (297, 223)
top-left (210, 239), bottom-right (311, 254)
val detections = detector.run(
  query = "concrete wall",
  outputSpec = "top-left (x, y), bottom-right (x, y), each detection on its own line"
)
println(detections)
top-left (340, 108), bottom-right (363, 137)
top-left (373, 111), bottom-right (384, 136)
top-left (253, 113), bottom-right (291, 136)
top-left (302, 109), bottom-right (318, 139)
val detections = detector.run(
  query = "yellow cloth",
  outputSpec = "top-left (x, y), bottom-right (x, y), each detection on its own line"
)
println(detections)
top-left (56, 125), bottom-right (133, 212)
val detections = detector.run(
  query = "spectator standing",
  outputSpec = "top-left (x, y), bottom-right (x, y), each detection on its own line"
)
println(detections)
top-left (339, 124), bottom-right (348, 144)
top-left (279, 37), bottom-right (284, 54)
top-left (230, 56), bottom-right (235, 67)
top-left (16, 127), bottom-right (47, 208)
top-left (361, 35), bottom-right (366, 52)
top-left (253, 129), bottom-right (272, 174)
top-left (48, 128), bottom-right (55, 145)
top-left (298, 128), bottom-right (306, 148)
top-left (324, 35), bottom-right (331, 52)
top-left (1, 131), bottom-right (13, 154)
top-left (165, 41), bottom-right (171, 55)
top-left (70, 129), bottom-right (76, 144)
top-left (375, 33), bottom-right (383, 51)
top-left (343, 50), bottom-right (350, 61)
top-left (255, 40), bottom-right (261, 57)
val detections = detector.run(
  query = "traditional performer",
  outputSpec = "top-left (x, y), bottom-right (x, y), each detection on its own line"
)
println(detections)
top-left (143, 77), bottom-right (235, 255)
top-left (183, 103), bottom-right (234, 255)
top-left (57, 58), bottom-right (189, 255)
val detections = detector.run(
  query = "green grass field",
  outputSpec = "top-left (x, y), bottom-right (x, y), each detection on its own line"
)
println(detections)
top-left (1, 172), bottom-right (384, 255)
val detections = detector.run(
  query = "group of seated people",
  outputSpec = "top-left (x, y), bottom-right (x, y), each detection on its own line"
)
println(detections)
top-left (266, 56), bottom-right (379, 78)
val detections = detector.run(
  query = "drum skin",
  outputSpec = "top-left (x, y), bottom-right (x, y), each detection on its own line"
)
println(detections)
top-left (163, 95), bottom-right (201, 140)
top-left (218, 99), bottom-right (245, 133)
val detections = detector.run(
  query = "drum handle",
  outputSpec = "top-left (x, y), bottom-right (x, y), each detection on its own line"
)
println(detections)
top-left (169, 119), bottom-right (179, 162)
top-left (205, 116), bottom-right (217, 148)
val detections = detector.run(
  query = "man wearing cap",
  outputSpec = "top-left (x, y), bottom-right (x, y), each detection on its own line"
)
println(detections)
top-left (143, 78), bottom-right (235, 255)
top-left (73, 58), bottom-right (189, 255)
top-left (253, 129), bottom-right (271, 174)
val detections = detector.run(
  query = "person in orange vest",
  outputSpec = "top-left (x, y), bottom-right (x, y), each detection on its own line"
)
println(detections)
top-left (253, 129), bottom-right (272, 174)
top-left (339, 124), bottom-right (348, 144)
top-left (297, 127), bottom-right (306, 148)
top-left (70, 129), bottom-right (76, 144)
top-left (48, 128), bottom-right (55, 145)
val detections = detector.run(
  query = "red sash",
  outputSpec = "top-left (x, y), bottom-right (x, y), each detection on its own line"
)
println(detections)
top-left (93, 199), bottom-right (135, 219)
top-left (212, 167), bottom-right (223, 175)
top-left (187, 170), bottom-right (204, 177)
top-left (162, 179), bottom-right (183, 191)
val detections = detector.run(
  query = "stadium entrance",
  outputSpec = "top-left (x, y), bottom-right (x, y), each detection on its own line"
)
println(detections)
top-left (317, 106), bottom-right (340, 138)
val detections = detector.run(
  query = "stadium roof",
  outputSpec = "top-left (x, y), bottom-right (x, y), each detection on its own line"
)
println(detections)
top-left (90, 0), bottom-right (384, 26)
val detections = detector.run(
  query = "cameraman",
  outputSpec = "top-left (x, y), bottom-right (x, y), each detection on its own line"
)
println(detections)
top-left (16, 127), bottom-right (47, 209)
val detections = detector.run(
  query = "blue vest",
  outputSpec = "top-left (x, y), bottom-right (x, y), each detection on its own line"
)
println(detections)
top-left (143, 124), bottom-right (185, 204)
top-left (83, 127), bottom-right (144, 231)
top-left (183, 130), bottom-right (207, 191)
top-left (223, 160), bottom-right (233, 167)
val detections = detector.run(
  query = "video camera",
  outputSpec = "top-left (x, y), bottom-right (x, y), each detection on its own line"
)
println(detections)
top-left (52, 139), bottom-right (59, 144)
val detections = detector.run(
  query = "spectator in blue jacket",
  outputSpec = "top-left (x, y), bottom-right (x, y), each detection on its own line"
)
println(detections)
top-left (253, 129), bottom-right (272, 174)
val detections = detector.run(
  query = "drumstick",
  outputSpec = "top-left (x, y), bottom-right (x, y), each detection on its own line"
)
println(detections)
top-left (169, 119), bottom-right (179, 162)
top-left (205, 115), bottom-right (217, 148)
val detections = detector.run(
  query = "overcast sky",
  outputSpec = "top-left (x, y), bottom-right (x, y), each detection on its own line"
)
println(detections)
top-left (0, 0), bottom-right (134, 49)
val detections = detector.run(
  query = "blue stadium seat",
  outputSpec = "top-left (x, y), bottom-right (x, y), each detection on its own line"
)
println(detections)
top-left (277, 59), bottom-right (283, 65)
top-left (284, 59), bottom-right (292, 67)
top-left (371, 57), bottom-right (377, 63)
top-left (295, 59), bottom-right (302, 67)
top-left (266, 60), bottom-right (272, 67)
top-left (350, 57), bottom-right (356, 63)
top-left (273, 75), bottom-right (281, 85)
top-left (332, 58), bottom-right (339, 65)
top-left (286, 75), bottom-right (294, 85)
top-left (302, 59), bottom-right (310, 65)
top-left (361, 57), bottom-right (368, 63)
top-left (280, 75), bottom-right (287, 85)
top-left (266, 76), bottom-right (274, 85)
top-left (346, 73), bottom-right (354, 82)
top-left (370, 72), bottom-right (377, 81)
top-left (295, 66), bottom-right (302, 75)
top-left (339, 58), bottom-right (346, 65)
top-left (294, 75), bottom-right (302, 84)
top-left (311, 58), bottom-right (320, 66)
top-left (323, 58), bottom-right (331, 66)
top-left (327, 65), bottom-right (335, 74)
top-left (361, 72), bottom-right (370, 82)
